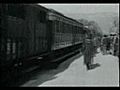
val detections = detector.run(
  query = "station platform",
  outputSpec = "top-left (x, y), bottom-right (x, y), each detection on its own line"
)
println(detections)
top-left (22, 49), bottom-right (119, 87)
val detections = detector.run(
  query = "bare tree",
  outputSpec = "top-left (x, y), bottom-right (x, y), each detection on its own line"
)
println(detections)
top-left (78, 19), bottom-right (103, 37)
top-left (109, 17), bottom-right (119, 34)
top-left (78, 18), bottom-right (89, 26)
top-left (88, 21), bottom-right (103, 37)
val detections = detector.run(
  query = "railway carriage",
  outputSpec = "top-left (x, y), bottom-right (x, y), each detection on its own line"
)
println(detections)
top-left (47, 9), bottom-right (85, 57)
top-left (0, 4), bottom-right (86, 84)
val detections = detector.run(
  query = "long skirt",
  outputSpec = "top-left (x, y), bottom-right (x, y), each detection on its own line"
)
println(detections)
top-left (84, 43), bottom-right (94, 65)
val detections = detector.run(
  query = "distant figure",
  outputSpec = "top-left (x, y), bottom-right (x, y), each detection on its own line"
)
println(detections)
top-left (101, 35), bottom-right (108, 55)
top-left (113, 34), bottom-right (119, 58)
top-left (83, 33), bottom-right (100, 70)
top-left (106, 35), bottom-right (112, 54)
top-left (109, 34), bottom-right (115, 55)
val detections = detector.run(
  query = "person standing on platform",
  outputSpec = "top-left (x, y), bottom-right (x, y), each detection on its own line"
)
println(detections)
top-left (83, 32), bottom-right (100, 70)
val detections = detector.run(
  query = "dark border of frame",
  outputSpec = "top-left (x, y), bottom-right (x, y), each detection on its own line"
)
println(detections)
top-left (0, 0), bottom-right (119, 3)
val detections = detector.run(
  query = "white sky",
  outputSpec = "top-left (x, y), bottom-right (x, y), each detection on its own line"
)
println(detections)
top-left (39, 4), bottom-right (119, 14)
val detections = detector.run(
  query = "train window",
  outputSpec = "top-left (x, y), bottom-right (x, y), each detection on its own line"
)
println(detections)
top-left (62, 22), bottom-right (65, 33)
top-left (59, 21), bottom-right (61, 33)
top-left (58, 22), bottom-right (61, 32)
top-left (38, 11), bottom-right (46, 23)
top-left (76, 26), bottom-right (78, 33)
top-left (68, 25), bottom-right (71, 33)
top-left (7, 4), bottom-right (25, 19)
top-left (65, 24), bottom-right (67, 33)
top-left (68, 24), bottom-right (71, 33)
top-left (0, 8), bottom-right (1, 16)
top-left (64, 23), bottom-right (66, 33)
top-left (0, 4), bottom-right (2, 17)
top-left (66, 24), bottom-right (69, 33)
top-left (56, 22), bottom-right (58, 33)
top-left (54, 21), bottom-right (57, 32)
top-left (56, 21), bottom-right (59, 33)
top-left (0, 18), bottom-right (1, 25)
top-left (7, 39), bottom-right (11, 55)
top-left (77, 27), bottom-right (79, 33)
top-left (61, 22), bottom-right (63, 33)
top-left (12, 42), bottom-right (16, 54)
top-left (68, 24), bottom-right (70, 33)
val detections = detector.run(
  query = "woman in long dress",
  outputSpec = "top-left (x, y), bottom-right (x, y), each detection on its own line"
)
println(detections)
top-left (83, 32), bottom-right (100, 70)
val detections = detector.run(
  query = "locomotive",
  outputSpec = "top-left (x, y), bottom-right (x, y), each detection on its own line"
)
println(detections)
top-left (0, 4), bottom-right (87, 84)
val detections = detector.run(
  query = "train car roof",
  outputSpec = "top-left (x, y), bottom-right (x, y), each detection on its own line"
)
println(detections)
top-left (23, 4), bottom-right (83, 26)
top-left (49, 9), bottom-right (65, 16)
top-left (24, 4), bottom-right (49, 12)
top-left (49, 8), bottom-right (83, 26)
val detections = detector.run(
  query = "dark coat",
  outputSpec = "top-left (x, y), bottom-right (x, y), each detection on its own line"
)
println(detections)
top-left (83, 38), bottom-right (94, 65)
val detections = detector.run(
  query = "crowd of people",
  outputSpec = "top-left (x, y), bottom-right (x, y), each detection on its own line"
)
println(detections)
top-left (83, 32), bottom-right (119, 70)
top-left (100, 33), bottom-right (119, 57)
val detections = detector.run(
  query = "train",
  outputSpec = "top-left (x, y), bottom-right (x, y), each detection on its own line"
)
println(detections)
top-left (0, 4), bottom-right (88, 84)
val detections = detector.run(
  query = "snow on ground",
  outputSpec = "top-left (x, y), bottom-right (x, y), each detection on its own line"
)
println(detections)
top-left (39, 53), bottom-right (119, 87)
top-left (22, 49), bottom-right (119, 87)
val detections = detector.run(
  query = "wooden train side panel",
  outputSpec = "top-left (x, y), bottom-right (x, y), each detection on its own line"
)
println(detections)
top-left (25, 7), bottom-right (36, 57)
top-left (36, 22), bottom-right (48, 54)
top-left (0, 5), bottom-right (8, 67)
top-left (51, 19), bottom-right (78, 50)
top-left (26, 5), bottom-right (49, 57)
top-left (35, 9), bottom-right (48, 55)
top-left (46, 20), bottom-right (54, 52)
top-left (0, 5), bottom-right (30, 68)
top-left (1, 4), bottom-right (50, 65)
top-left (6, 17), bottom-right (27, 59)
